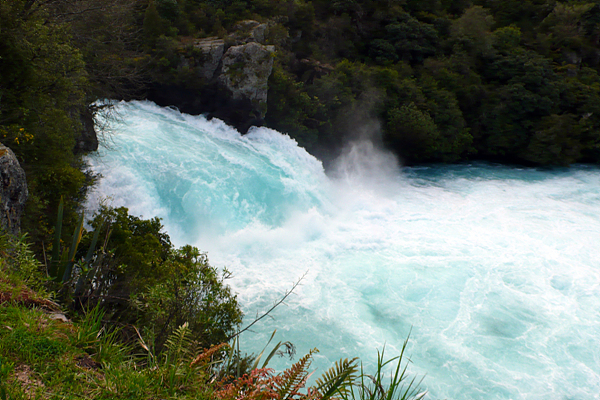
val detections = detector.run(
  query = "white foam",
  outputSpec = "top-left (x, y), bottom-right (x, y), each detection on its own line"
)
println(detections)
top-left (86, 101), bottom-right (600, 400)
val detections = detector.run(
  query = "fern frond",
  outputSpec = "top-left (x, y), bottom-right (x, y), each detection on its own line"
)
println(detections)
top-left (164, 322), bottom-right (194, 365)
top-left (190, 343), bottom-right (230, 368)
top-left (275, 348), bottom-right (318, 400)
top-left (314, 357), bottom-right (359, 400)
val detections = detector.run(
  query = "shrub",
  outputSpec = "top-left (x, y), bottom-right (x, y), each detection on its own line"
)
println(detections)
top-left (75, 206), bottom-right (243, 353)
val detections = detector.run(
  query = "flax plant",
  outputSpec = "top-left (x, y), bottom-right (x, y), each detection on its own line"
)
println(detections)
top-left (340, 339), bottom-right (426, 400)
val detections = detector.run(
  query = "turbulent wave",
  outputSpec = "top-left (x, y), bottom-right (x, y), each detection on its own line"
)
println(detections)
top-left (86, 101), bottom-right (600, 400)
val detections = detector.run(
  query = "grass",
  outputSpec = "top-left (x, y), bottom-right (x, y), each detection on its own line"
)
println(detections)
top-left (0, 302), bottom-right (219, 400)
top-left (0, 288), bottom-right (427, 400)
top-left (0, 230), bottom-right (426, 400)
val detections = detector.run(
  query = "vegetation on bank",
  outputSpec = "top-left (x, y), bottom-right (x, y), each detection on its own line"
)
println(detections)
top-left (0, 226), bottom-right (426, 400)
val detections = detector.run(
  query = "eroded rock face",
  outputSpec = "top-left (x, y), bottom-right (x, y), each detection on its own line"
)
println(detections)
top-left (149, 24), bottom-right (276, 132)
top-left (192, 37), bottom-right (225, 81)
top-left (0, 143), bottom-right (28, 235)
top-left (74, 107), bottom-right (99, 154)
top-left (218, 42), bottom-right (275, 118)
top-left (229, 20), bottom-right (269, 45)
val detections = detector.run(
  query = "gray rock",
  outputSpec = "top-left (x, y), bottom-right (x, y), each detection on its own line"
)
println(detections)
top-left (192, 37), bottom-right (225, 81)
top-left (74, 107), bottom-right (99, 153)
top-left (252, 24), bottom-right (268, 44)
top-left (218, 42), bottom-right (275, 118)
top-left (229, 20), bottom-right (269, 45)
top-left (0, 143), bottom-right (28, 235)
top-left (234, 20), bottom-right (260, 31)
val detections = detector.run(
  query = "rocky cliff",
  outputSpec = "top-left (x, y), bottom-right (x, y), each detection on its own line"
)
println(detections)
top-left (147, 21), bottom-right (276, 134)
top-left (0, 143), bottom-right (28, 235)
top-left (218, 42), bottom-right (275, 118)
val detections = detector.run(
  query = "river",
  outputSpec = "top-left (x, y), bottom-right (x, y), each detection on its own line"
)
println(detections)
top-left (86, 101), bottom-right (600, 399)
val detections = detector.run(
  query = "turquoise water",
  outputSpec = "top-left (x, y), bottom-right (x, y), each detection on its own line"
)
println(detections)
top-left (86, 101), bottom-right (600, 399)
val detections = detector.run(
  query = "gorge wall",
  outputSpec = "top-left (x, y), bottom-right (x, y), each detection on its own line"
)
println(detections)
top-left (147, 20), bottom-right (275, 134)
top-left (0, 143), bottom-right (28, 235)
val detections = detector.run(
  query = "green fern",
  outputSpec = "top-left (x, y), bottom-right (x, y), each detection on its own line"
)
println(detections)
top-left (315, 357), bottom-right (359, 400)
top-left (164, 322), bottom-right (194, 366)
top-left (276, 348), bottom-right (318, 400)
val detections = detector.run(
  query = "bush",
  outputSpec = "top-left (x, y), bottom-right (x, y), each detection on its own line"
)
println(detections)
top-left (133, 245), bottom-right (243, 352)
top-left (74, 206), bottom-right (243, 353)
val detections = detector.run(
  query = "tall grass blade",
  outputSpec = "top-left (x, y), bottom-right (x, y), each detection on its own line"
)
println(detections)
top-left (84, 221), bottom-right (102, 264)
top-left (338, 338), bottom-right (426, 400)
top-left (251, 329), bottom-right (277, 370)
top-left (61, 213), bottom-right (84, 282)
top-left (49, 196), bottom-right (64, 279)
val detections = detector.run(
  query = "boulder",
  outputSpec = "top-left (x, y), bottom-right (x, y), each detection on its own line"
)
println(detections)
top-left (218, 42), bottom-right (275, 118)
top-left (0, 143), bottom-right (28, 235)
top-left (251, 23), bottom-right (269, 44)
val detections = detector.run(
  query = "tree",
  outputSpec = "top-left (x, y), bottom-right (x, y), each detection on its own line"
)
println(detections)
top-left (525, 114), bottom-right (584, 165)
top-left (384, 13), bottom-right (438, 64)
top-left (0, 0), bottom-right (90, 247)
top-left (450, 6), bottom-right (495, 57)
top-left (144, 0), bottom-right (169, 45)
top-left (386, 103), bottom-right (440, 162)
top-left (78, 207), bottom-right (243, 352)
top-left (134, 245), bottom-right (243, 351)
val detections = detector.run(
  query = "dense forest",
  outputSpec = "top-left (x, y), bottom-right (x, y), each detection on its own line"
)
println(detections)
top-left (2, 0), bottom-right (600, 234)
top-left (1, 0), bottom-right (600, 397)
top-left (135, 0), bottom-right (600, 167)
top-left (3, 0), bottom-right (600, 237)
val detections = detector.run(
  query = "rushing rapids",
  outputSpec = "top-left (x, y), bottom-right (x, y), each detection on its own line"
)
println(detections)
top-left (86, 101), bottom-right (600, 400)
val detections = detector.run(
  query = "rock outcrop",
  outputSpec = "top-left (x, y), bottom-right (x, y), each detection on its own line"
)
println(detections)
top-left (0, 143), bottom-right (28, 235)
top-left (228, 20), bottom-right (269, 45)
top-left (218, 42), bottom-right (275, 118)
top-left (149, 24), bottom-right (276, 133)
top-left (191, 37), bottom-right (225, 81)
top-left (74, 107), bottom-right (99, 154)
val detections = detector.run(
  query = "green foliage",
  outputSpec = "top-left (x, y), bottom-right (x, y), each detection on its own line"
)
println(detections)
top-left (386, 103), bottom-right (439, 161)
top-left (144, 1), bottom-right (169, 45)
top-left (0, 357), bottom-right (11, 400)
top-left (0, 307), bottom-right (69, 367)
top-left (267, 65), bottom-right (326, 151)
top-left (259, 0), bottom-right (600, 166)
top-left (0, 253), bottom-right (424, 400)
top-left (5, 328), bottom-right (65, 363)
top-left (338, 339), bottom-right (425, 400)
top-left (493, 26), bottom-right (522, 52)
top-left (384, 14), bottom-right (439, 64)
top-left (369, 39), bottom-right (399, 64)
top-left (48, 198), bottom-right (92, 285)
top-left (0, 303), bottom-right (215, 400)
top-left (314, 357), bottom-right (359, 398)
top-left (74, 207), bottom-right (242, 353)
top-left (450, 6), bottom-right (495, 56)
top-left (133, 245), bottom-right (243, 352)
top-left (215, 347), bottom-right (359, 400)
top-left (0, 0), bottom-right (92, 248)
top-left (0, 231), bottom-right (47, 295)
top-left (215, 341), bottom-right (423, 400)
top-left (525, 113), bottom-right (586, 165)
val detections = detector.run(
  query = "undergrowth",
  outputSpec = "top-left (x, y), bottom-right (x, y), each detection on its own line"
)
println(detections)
top-left (0, 228), bottom-right (426, 400)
